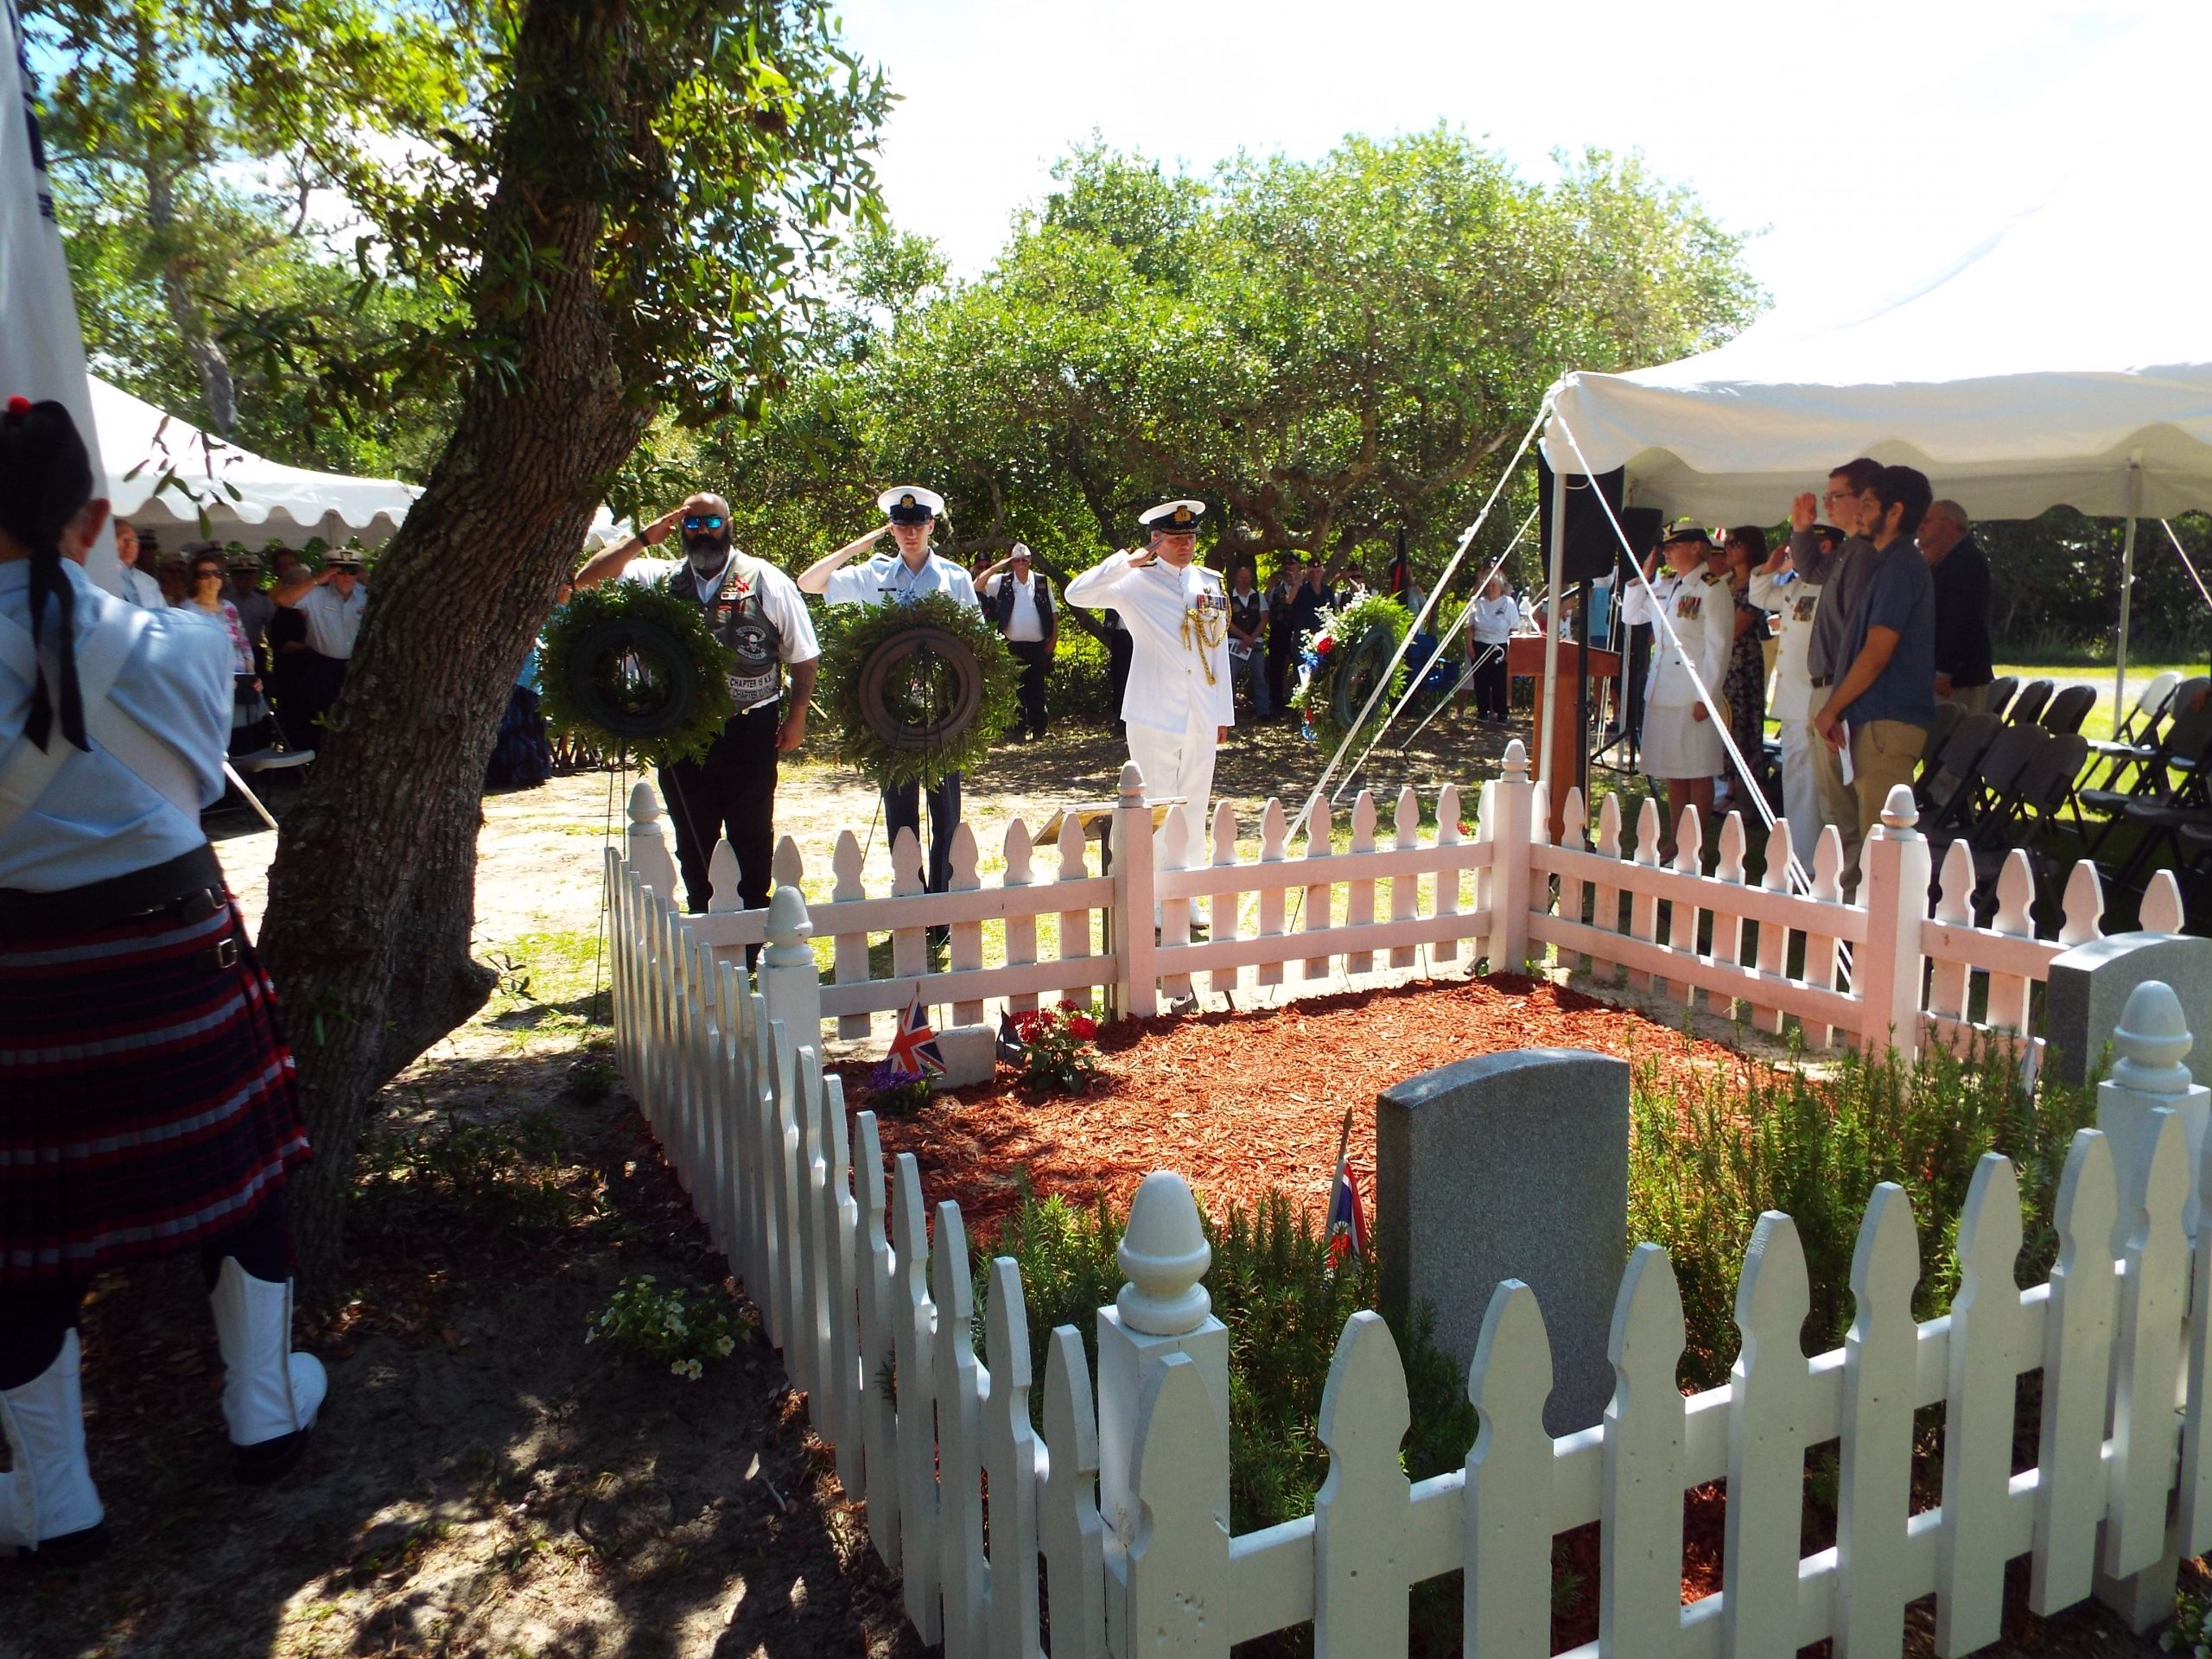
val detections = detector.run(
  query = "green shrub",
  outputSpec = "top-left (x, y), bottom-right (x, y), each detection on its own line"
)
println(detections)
top-left (1629, 1038), bottom-right (2098, 1389)
top-left (354, 1109), bottom-right (577, 1235)
top-left (586, 1273), bottom-right (748, 1380)
top-left (1047, 628), bottom-right (1116, 722)
top-left (977, 1186), bottom-right (1471, 1535)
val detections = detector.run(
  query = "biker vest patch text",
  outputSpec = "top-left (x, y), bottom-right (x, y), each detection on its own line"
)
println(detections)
top-left (676, 560), bottom-right (783, 712)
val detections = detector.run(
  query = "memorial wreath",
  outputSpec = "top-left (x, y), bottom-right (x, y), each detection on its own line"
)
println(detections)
top-left (1292, 591), bottom-right (1411, 754)
top-left (816, 592), bottom-right (1018, 788)
top-left (537, 579), bottom-right (734, 768)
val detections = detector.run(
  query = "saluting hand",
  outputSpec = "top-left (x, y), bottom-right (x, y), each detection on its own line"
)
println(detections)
top-left (1789, 493), bottom-right (1818, 532)
top-left (642, 506), bottom-right (684, 548)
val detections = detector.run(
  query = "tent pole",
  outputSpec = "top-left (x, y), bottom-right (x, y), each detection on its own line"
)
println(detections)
top-left (1536, 466), bottom-right (1570, 837)
top-left (2115, 460), bottom-right (2140, 726)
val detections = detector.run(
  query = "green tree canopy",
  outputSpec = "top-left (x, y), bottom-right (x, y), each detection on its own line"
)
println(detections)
top-left (707, 130), bottom-right (1764, 589)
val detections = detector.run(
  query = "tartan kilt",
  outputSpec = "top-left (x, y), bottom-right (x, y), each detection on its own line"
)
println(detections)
top-left (0, 897), bottom-right (309, 1282)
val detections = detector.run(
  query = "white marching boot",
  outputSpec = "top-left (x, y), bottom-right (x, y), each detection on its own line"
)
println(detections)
top-left (0, 1330), bottom-right (106, 1562)
top-left (209, 1259), bottom-right (327, 1483)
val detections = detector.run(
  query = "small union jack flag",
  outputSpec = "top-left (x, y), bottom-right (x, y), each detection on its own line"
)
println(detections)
top-left (1326, 1150), bottom-right (1368, 1268)
top-left (886, 988), bottom-right (945, 1079)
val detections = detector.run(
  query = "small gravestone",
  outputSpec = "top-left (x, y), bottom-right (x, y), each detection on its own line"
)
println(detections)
top-left (1377, 1049), bottom-right (1629, 1434)
top-left (2045, 931), bottom-right (2212, 1089)
top-left (931, 1025), bottom-right (996, 1089)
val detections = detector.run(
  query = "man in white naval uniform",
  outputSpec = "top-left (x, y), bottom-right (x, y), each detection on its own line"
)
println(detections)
top-left (1065, 499), bottom-right (1233, 868)
top-left (1748, 524), bottom-right (1834, 861)
top-left (1618, 523), bottom-right (1735, 865)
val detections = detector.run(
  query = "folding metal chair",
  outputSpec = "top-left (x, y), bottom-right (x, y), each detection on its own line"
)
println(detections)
top-left (2087, 675), bottom-right (2203, 793)
top-left (2038, 683), bottom-right (2095, 735)
top-left (2005, 678), bottom-right (2054, 727)
top-left (1982, 675), bottom-right (2020, 721)
top-left (1915, 710), bottom-right (2002, 826)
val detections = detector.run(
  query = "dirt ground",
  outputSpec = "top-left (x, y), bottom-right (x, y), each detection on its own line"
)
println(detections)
top-left (1, 710), bottom-right (2187, 1658)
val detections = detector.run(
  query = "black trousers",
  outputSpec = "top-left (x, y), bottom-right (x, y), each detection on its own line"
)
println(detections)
top-left (1624, 625), bottom-right (1652, 742)
top-left (1007, 640), bottom-right (1050, 738)
top-left (1266, 636), bottom-right (1293, 715)
top-left (1471, 647), bottom-right (1510, 720)
top-left (1105, 629), bottom-right (1133, 733)
top-left (884, 772), bottom-right (961, 893)
top-left (0, 1192), bottom-right (289, 1390)
top-left (658, 705), bottom-right (780, 916)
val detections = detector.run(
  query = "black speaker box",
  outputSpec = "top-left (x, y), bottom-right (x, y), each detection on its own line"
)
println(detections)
top-left (1536, 457), bottom-right (1641, 582)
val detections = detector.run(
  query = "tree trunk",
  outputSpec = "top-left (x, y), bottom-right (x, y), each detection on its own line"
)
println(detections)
top-left (256, 0), bottom-right (652, 1301)
top-left (141, 162), bottom-right (238, 436)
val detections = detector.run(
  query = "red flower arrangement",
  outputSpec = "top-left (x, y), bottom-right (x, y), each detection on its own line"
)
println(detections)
top-left (1009, 1001), bottom-right (1102, 1094)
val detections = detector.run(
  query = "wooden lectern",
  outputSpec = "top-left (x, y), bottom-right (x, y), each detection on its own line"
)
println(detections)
top-left (1506, 634), bottom-right (1623, 840)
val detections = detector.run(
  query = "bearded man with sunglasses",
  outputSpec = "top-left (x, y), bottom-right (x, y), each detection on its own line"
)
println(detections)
top-left (575, 493), bottom-right (818, 925)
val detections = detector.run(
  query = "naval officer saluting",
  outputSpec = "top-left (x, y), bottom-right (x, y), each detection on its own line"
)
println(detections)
top-left (1065, 499), bottom-right (1234, 867)
top-left (797, 485), bottom-right (982, 896)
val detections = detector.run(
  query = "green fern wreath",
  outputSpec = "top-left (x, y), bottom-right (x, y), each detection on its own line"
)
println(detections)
top-left (1291, 592), bottom-right (1413, 754)
top-left (537, 579), bottom-right (734, 769)
top-left (816, 593), bottom-right (1019, 789)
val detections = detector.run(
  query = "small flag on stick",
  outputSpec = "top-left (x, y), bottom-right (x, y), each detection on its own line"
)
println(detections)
top-left (995, 1008), bottom-right (1029, 1065)
top-left (887, 986), bottom-right (944, 1079)
top-left (1325, 1108), bottom-right (1366, 1268)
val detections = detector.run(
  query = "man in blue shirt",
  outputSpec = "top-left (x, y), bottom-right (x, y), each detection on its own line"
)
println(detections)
top-left (1812, 464), bottom-right (1937, 892)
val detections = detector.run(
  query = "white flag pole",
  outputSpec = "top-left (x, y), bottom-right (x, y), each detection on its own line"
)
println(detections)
top-left (1, 0), bottom-right (119, 592)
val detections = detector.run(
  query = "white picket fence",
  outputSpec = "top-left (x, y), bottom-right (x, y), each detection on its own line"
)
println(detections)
top-left (607, 836), bottom-right (2212, 1655)
top-left (628, 739), bottom-right (2188, 1065)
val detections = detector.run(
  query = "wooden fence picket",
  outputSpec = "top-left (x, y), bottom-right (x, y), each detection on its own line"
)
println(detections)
top-left (1209, 800), bottom-right (1243, 1001)
top-left (1313, 1311), bottom-right (1412, 1657)
top-left (892, 1154), bottom-right (943, 1643)
top-left (1121, 1354), bottom-right (1232, 1658)
top-left (1040, 1326), bottom-right (1109, 1659)
top-left (831, 829), bottom-right (872, 1039)
top-left (2105, 1109), bottom-right (2190, 1580)
top-left (2031, 1129), bottom-right (2117, 1612)
top-left (1723, 1211), bottom-right (1811, 1659)
top-left (1749, 818), bottom-right (1791, 1033)
top-left (1711, 811), bottom-right (1748, 1020)
top-left (1057, 813), bottom-right (1096, 1007)
top-left (1344, 791), bottom-right (1380, 977)
top-left (983, 1259), bottom-right (1043, 1659)
top-left (1300, 797), bottom-right (1335, 982)
top-left (1627, 798), bottom-right (1661, 993)
top-left (818, 1068), bottom-right (863, 1494)
top-left (1389, 786), bottom-right (1421, 970)
top-left (854, 1113), bottom-right (902, 1569)
top-left (932, 1203), bottom-right (988, 1656)
top-left (1936, 1155), bottom-right (2026, 1656)
top-left (1983, 854), bottom-right (2037, 1035)
top-left (1837, 1183), bottom-right (1919, 1658)
top-left (795, 1054), bottom-right (832, 1425)
top-left (1669, 811), bottom-right (1706, 1009)
top-left (1256, 798), bottom-right (1289, 989)
top-left (1465, 1281), bottom-right (1554, 1659)
top-left (1555, 785), bottom-right (1589, 976)
top-left (2183, 1126), bottom-right (2212, 1559)
top-left (1003, 818), bottom-right (1041, 1016)
top-left (1804, 828), bottom-right (1846, 1049)
top-left (1601, 1244), bottom-right (1686, 1659)
top-left (890, 826), bottom-right (928, 995)
top-left (1161, 806), bottom-right (1195, 1005)
top-left (949, 823), bottom-right (986, 1027)
top-left (1591, 791), bottom-right (1624, 986)
top-left (1432, 784), bottom-right (1464, 964)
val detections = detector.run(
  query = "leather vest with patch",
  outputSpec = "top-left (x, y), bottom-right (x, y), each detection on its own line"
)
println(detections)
top-left (674, 558), bottom-right (783, 711)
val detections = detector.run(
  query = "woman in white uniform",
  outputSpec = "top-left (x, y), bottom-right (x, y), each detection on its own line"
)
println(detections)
top-left (1618, 524), bottom-right (1735, 864)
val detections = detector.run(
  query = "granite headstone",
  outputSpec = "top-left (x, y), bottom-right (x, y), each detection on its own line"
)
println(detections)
top-left (1377, 1048), bottom-right (1629, 1434)
top-left (2045, 932), bottom-right (2212, 1089)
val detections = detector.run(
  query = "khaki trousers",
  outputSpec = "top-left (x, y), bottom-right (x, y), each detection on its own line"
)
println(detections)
top-left (1947, 683), bottom-right (1990, 716)
top-left (1808, 720), bottom-right (1860, 892)
top-left (1848, 719), bottom-right (1926, 890)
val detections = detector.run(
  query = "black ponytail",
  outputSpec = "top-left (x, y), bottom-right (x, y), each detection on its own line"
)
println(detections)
top-left (0, 397), bottom-right (92, 752)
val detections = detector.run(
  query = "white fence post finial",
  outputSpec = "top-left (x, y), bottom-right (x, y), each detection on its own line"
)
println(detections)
top-left (1853, 783), bottom-right (1931, 1062)
top-left (2098, 981), bottom-right (2210, 1241)
top-left (1098, 1172), bottom-right (1230, 1570)
top-left (626, 778), bottom-right (680, 906)
top-left (758, 884), bottom-right (822, 1059)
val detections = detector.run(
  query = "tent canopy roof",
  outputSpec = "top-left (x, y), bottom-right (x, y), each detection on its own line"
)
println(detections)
top-left (92, 375), bottom-right (419, 542)
top-left (1541, 4), bottom-right (2212, 525)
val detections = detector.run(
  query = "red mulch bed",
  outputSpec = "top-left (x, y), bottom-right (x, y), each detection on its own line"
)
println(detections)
top-left (836, 974), bottom-right (1758, 1244)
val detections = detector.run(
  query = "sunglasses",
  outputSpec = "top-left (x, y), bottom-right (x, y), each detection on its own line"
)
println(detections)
top-left (192, 567), bottom-right (224, 581)
top-left (682, 514), bottom-right (726, 532)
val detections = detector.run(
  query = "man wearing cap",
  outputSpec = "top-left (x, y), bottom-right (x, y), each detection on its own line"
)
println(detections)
top-left (1065, 499), bottom-right (1234, 867)
top-left (225, 551), bottom-right (276, 668)
top-left (575, 492), bottom-right (819, 925)
top-left (271, 551), bottom-right (368, 736)
top-left (1618, 523), bottom-right (1735, 864)
top-left (798, 486), bottom-right (982, 895)
top-left (977, 542), bottom-right (1056, 741)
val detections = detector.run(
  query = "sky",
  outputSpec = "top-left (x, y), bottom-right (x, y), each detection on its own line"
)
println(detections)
top-left (835, 0), bottom-right (2162, 329)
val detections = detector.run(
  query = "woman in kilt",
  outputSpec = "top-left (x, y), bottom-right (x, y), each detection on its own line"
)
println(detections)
top-left (0, 397), bottom-right (324, 1563)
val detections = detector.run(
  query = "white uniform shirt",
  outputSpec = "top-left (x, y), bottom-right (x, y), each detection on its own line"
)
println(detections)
top-left (627, 553), bottom-right (821, 710)
top-left (1621, 567), bottom-right (1734, 709)
top-left (1468, 593), bottom-right (1520, 646)
top-left (118, 565), bottom-right (165, 609)
top-left (293, 581), bottom-right (369, 658)
top-left (984, 572), bottom-right (1047, 642)
top-left (823, 550), bottom-right (981, 613)
top-left (1064, 550), bottom-right (1235, 734)
top-left (1748, 568), bottom-right (1822, 722)
top-left (0, 561), bottom-right (231, 891)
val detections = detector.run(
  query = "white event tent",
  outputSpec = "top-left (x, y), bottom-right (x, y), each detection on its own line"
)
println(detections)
top-left (92, 374), bottom-right (421, 549)
top-left (1538, 1), bottom-right (2212, 737)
